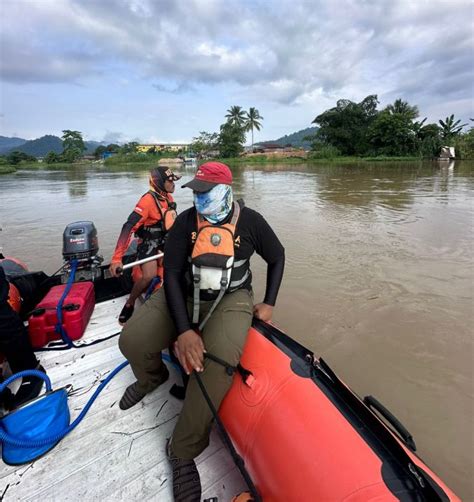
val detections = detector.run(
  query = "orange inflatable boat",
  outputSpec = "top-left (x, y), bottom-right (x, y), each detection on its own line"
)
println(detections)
top-left (220, 319), bottom-right (459, 502)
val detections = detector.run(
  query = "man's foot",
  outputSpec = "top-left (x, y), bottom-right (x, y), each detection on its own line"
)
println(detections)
top-left (119, 303), bottom-right (134, 325)
top-left (167, 440), bottom-right (202, 502)
top-left (119, 381), bottom-right (147, 410)
top-left (9, 365), bottom-right (46, 410)
top-left (119, 364), bottom-right (169, 410)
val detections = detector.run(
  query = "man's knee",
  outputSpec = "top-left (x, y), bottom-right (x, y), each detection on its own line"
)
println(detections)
top-left (118, 325), bottom-right (134, 359)
top-left (141, 270), bottom-right (156, 283)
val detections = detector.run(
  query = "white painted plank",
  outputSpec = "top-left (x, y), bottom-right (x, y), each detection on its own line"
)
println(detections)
top-left (1, 295), bottom-right (244, 501)
top-left (202, 467), bottom-right (250, 502)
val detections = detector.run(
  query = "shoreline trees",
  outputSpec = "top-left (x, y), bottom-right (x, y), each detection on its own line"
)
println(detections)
top-left (311, 96), bottom-right (471, 158)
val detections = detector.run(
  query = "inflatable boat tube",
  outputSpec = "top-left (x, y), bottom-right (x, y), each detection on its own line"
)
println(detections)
top-left (219, 319), bottom-right (459, 502)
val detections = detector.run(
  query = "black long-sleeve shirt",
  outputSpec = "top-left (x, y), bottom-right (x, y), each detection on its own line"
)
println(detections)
top-left (164, 204), bottom-right (285, 334)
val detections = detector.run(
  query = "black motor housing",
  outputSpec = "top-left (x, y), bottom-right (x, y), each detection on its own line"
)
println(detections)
top-left (62, 221), bottom-right (99, 262)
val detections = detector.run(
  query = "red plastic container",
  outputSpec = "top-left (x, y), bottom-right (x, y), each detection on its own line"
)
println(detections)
top-left (28, 282), bottom-right (95, 348)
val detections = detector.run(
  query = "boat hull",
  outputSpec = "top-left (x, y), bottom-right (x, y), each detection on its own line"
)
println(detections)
top-left (220, 320), bottom-right (459, 502)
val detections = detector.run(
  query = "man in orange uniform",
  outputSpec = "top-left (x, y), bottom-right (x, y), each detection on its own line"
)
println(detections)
top-left (109, 166), bottom-right (181, 324)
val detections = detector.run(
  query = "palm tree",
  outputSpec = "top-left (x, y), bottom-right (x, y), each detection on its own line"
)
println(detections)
top-left (412, 117), bottom-right (427, 139)
top-left (245, 107), bottom-right (264, 147)
top-left (386, 99), bottom-right (419, 121)
top-left (438, 114), bottom-right (467, 141)
top-left (225, 106), bottom-right (246, 127)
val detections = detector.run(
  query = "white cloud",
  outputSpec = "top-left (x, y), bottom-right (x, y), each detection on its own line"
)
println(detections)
top-left (1, 0), bottom-right (473, 128)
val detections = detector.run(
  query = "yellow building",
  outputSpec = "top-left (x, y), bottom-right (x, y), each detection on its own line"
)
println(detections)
top-left (136, 143), bottom-right (189, 153)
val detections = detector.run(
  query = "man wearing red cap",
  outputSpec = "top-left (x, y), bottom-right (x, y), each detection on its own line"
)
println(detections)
top-left (119, 162), bottom-right (285, 501)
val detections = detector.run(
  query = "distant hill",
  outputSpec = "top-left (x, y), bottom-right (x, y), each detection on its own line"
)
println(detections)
top-left (256, 126), bottom-right (318, 149)
top-left (8, 135), bottom-right (64, 156)
top-left (0, 136), bottom-right (27, 154)
top-left (84, 140), bottom-right (104, 154)
top-left (2, 135), bottom-right (105, 157)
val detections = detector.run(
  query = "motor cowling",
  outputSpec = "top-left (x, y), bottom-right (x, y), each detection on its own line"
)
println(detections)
top-left (62, 222), bottom-right (102, 283)
top-left (62, 221), bottom-right (99, 261)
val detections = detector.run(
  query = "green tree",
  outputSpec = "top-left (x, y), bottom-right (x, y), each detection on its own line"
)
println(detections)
top-left (94, 145), bottom-right (107, 159)
top-left (245, 107), bottom-right (263, 147)
top-left (6, 150), bottom-right (37, 165)
top-left (312, 95), bottom-right (379, 155)
top-left (218, 121), bottom-right (245, 158)
top-left (44, 151), bottom-right (62, 164)
top-left (190, 131), bottom-right (219, 159)
top-left (385, 99), bottom-right (419, 120)
top-left (454, 127), bottom-right (474, 159)
top-left (225, 105), bottom-right (246, 127)
top-left (412, 118), bottom-right (427, 139)
top-left (120, 142), bottom-right (139, 154)
top-left (106, 143), bottom-right (120, 153)
top-left (367, 110), bottom-right (417, 156)
top-left (416, 123), bottom-right (442, 157)
top-left (61, 130), bottom-right (86, 162)
top-left (438, 115), bottom-right (467, 142)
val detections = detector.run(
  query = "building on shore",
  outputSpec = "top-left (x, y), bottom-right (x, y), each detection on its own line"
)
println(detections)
top-left (245, 143), bottom-right (308, 158)
top-left (136, 143), bottom-right (190, 154)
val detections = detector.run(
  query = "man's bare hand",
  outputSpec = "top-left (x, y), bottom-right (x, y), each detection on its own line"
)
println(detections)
top-left (109, 262), bottom-right (123, 278)
top-left (253, 303), bottom-right (273, 322)
top-left (176, 329), bottom-right (206, 374)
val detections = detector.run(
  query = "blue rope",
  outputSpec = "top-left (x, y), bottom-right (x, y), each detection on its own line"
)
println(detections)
top-left (0, 360), bottom-right (129, 447)
top-left (0, 369), bottom-right (52, 394)
top-left (55, 259), bottom-right (78, 348)
top-left (144, 276), bottom-right (161, 300)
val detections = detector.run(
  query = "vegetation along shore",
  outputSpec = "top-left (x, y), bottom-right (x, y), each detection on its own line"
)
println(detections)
top-left (1, 95), bottom-right (473, 174)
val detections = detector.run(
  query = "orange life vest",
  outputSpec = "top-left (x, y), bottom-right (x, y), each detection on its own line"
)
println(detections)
top-left (135, 191), bottom-right (177, 240)
top-left (7, 283), bottom-right (21, 313)
top-left (0, 257), bottom-right (28, 313)
top-left (153, 193), bottom-right (177, 232)
top-left (190, 201), bottom-right (241, 329)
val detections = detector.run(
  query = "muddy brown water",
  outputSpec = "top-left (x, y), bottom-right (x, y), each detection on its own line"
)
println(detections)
top-left (1, 160), bottom-right (473, 498)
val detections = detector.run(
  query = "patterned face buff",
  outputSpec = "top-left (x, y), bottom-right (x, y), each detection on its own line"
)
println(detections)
top-left (193, 184), bottom-right (233, 223)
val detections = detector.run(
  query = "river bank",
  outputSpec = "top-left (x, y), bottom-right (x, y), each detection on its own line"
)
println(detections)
top-left (1, 155), bottom-right (431, 174)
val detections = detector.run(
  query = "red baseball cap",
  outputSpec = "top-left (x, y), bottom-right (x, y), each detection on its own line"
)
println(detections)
top-left (182, 162), bottom-right (232, 192)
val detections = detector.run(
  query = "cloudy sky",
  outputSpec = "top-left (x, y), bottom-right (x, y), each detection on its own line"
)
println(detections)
top-left (1, 0), bottom-right (473, 143)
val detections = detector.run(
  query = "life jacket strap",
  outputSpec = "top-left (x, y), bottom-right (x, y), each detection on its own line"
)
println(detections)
top-left (198, 268), bottom-right (229, 331)
top-left (229, 268), bottom-right (250, 290)
top-left (192, 268), bottom-right (201, 325)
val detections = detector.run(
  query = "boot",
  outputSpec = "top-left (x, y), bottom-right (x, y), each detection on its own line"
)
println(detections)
top-left (167, 440), bottom-right (202, 502)
top-left (119, 364), bottom-right (169, 410)
top-left (119, 381), bottom-right (147, 410)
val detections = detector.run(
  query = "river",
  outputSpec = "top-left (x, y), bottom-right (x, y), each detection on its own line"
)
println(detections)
top-left (1, 160), bottom-right (473, 499)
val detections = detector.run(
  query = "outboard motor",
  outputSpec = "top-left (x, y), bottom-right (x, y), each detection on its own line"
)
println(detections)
top-left (62, 221), bottom-right (103, 283)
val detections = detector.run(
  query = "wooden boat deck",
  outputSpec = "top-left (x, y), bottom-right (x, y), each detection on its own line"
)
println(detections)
top-left (0, 298), bottom-right (246, 501)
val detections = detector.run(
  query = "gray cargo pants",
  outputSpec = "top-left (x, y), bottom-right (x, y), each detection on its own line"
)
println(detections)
top-left (118, 287), bottom-right (253, 459)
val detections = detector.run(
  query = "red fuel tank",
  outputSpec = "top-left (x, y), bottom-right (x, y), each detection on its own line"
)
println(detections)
top-left (28, 282), bottom-right (95, 348)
